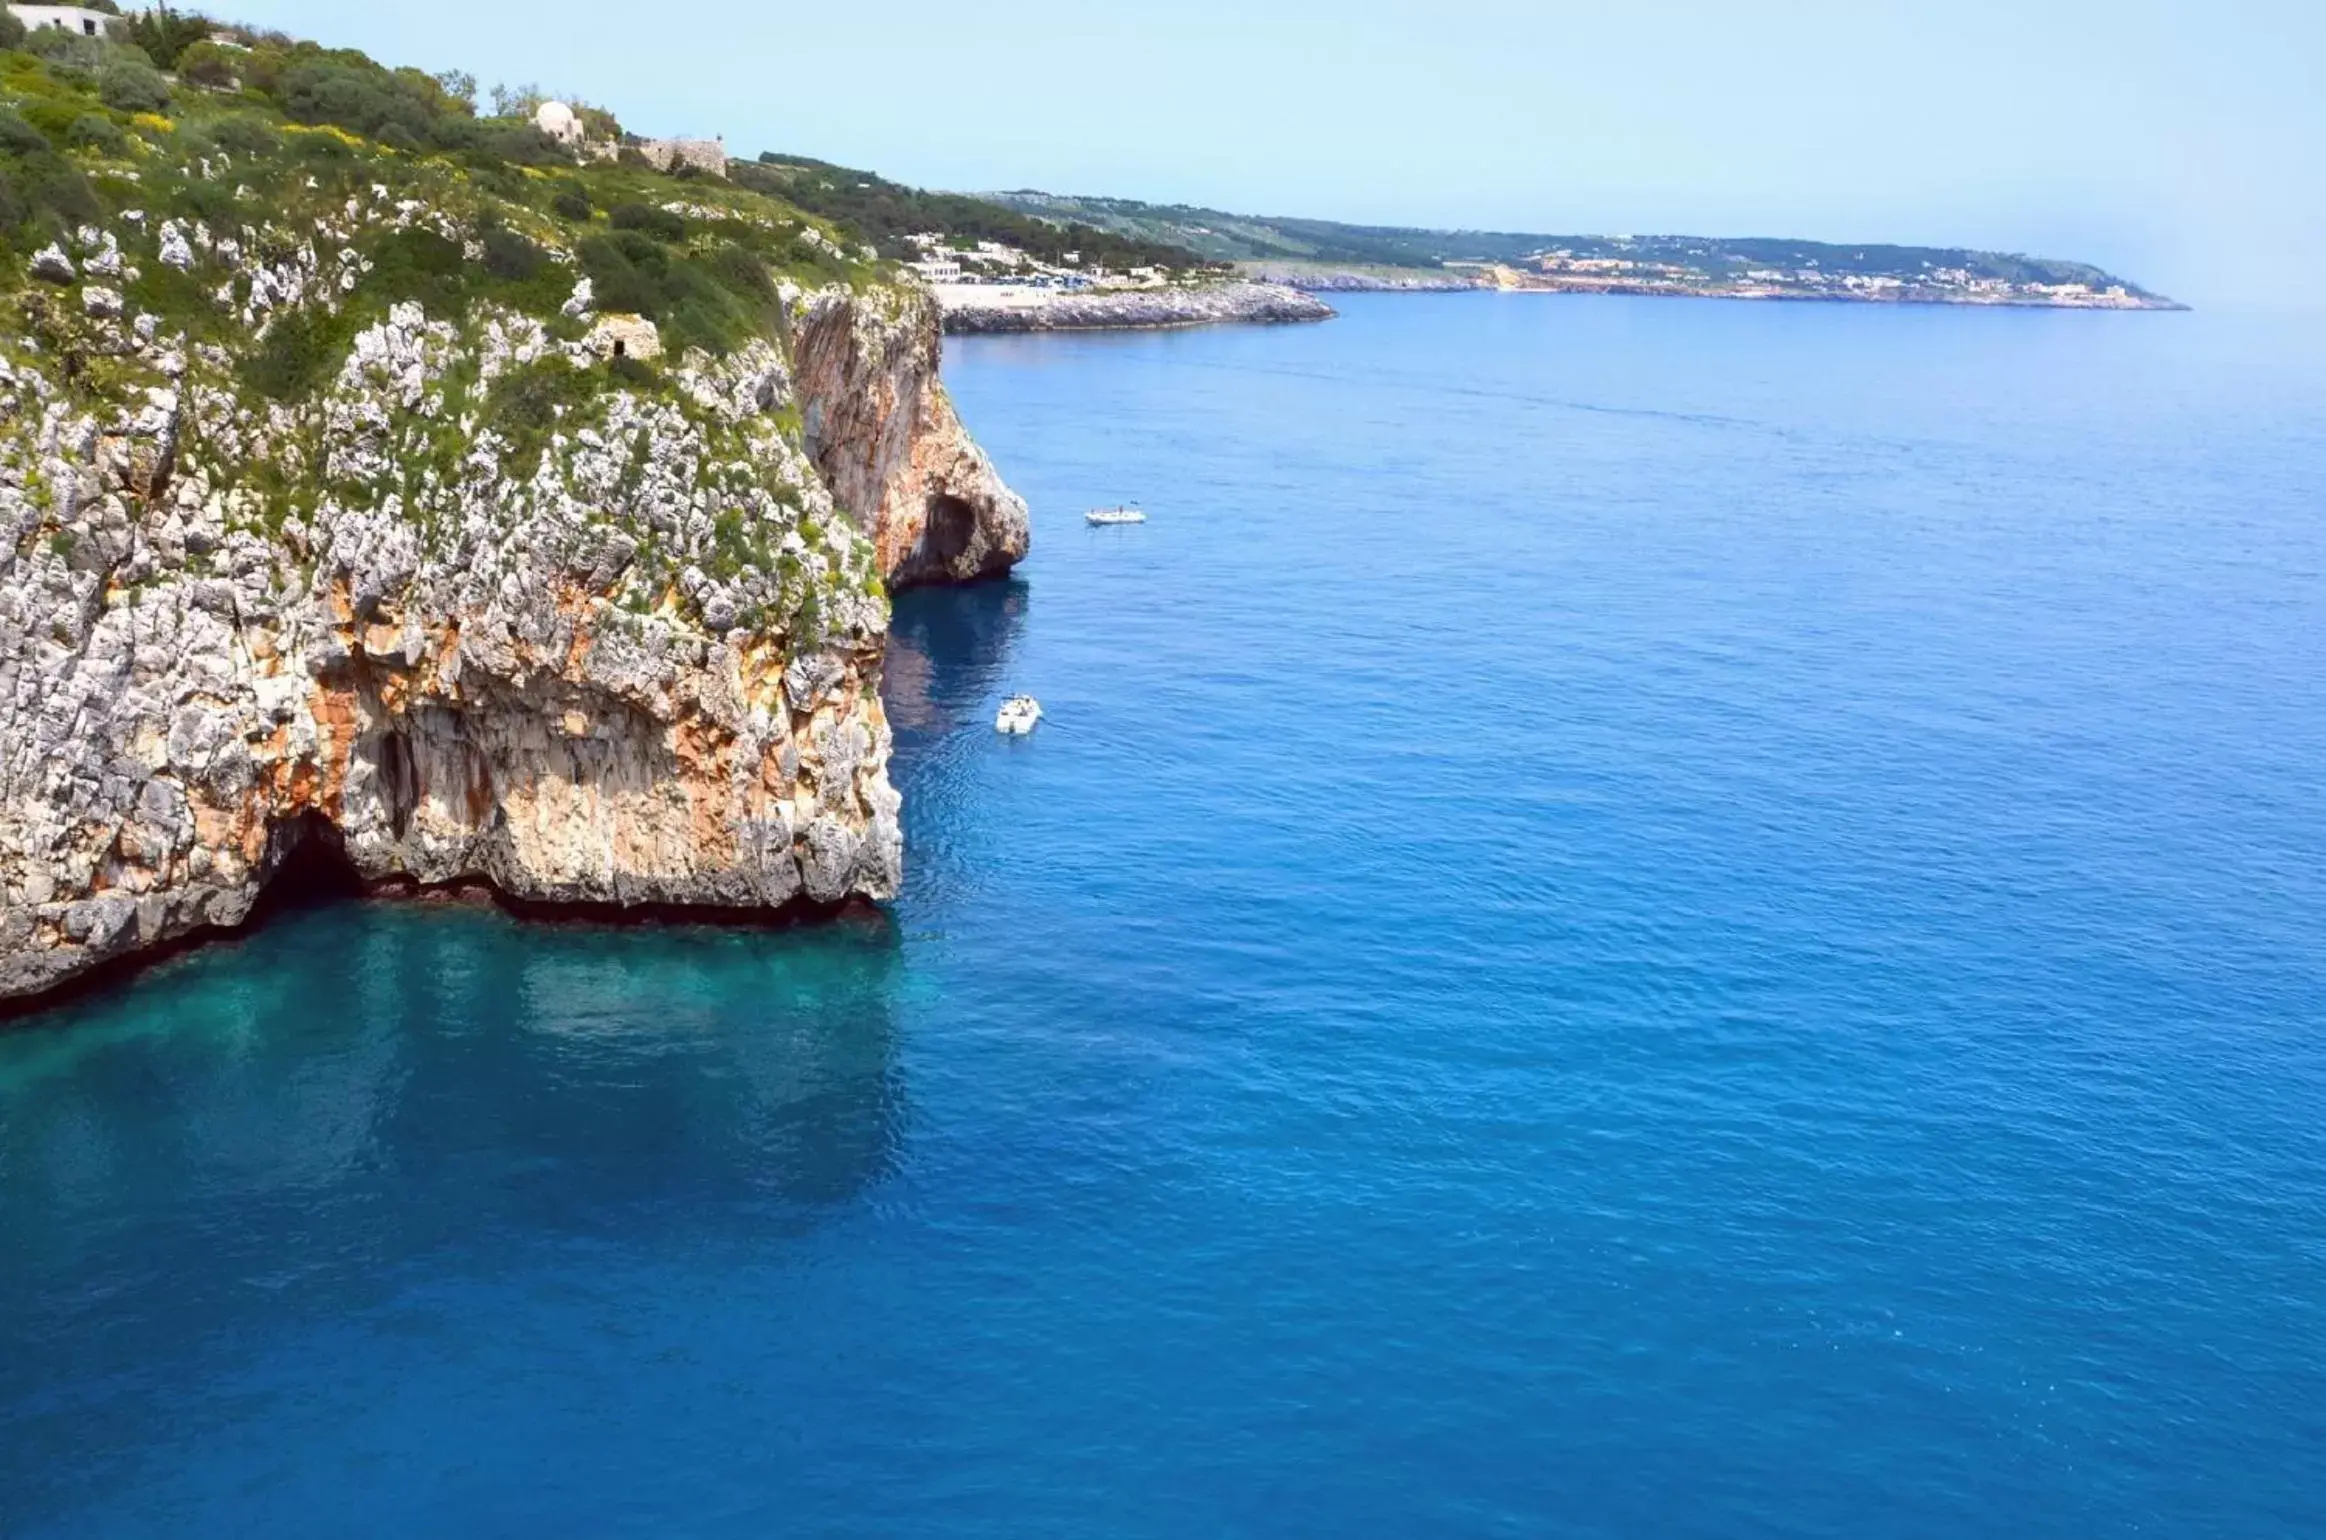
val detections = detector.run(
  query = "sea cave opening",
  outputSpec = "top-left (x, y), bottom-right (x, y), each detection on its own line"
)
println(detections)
top-left (258, 810), bottom-right (366, 916)
top-left (924, 493), bottom-right (976, 564)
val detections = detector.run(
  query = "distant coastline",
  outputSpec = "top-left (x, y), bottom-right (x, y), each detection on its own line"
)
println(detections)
top-left (927, 262), bottom-right (2180, 335)
top-left (1240, 260), bottom-right (2184, 311)
top-left (986, 191), bottom-right (2184, 313)
top-left (744, 161), bottom-right (2183, 326)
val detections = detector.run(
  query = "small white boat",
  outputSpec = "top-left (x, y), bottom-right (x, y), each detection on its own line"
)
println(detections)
top-left (1085, 504), bottom-right (1147, 526)
top-left (994, 694), bottom-right (1042, 734)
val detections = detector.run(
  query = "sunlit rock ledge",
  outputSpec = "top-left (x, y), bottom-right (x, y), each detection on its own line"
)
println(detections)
top-left (934, 280), bottom-right (1335, 334)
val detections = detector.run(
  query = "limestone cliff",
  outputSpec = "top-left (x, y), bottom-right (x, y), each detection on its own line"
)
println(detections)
top-left (794, 286), bottom-right (1028, 586)
top-left (0, 68), bottom-right (1024, 1007)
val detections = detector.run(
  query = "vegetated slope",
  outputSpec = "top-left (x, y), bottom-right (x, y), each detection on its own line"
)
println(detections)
top-left (988, 189), bottom-right (2163, 295)
top-left (738, 155), bottom-right (1215, 273)
top-left (990, 190), bottom-right (1548, 268)
top-left (0, 21), bottom-right (879, 354)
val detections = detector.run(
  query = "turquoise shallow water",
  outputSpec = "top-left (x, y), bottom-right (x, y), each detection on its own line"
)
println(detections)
top-left (3, 293), bottom-right (2325, 1536)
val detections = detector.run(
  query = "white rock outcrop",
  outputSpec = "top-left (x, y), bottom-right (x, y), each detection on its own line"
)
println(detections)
top-left (28, 244), bottom-right (75, 284)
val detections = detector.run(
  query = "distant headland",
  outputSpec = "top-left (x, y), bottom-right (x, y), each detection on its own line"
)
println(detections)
top-left (682, 158), bottom-right (2180, 335)
top-left (987, 191), bottom-right (2184, 313)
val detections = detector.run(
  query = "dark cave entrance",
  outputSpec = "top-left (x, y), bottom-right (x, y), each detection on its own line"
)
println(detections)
top-left (259, 810), bottom-right (365, 915)
top-left (924, 493), bottom-right (975, 564)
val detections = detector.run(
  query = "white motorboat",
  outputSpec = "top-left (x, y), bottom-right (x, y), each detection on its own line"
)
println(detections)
top-left (994, 694), bottom-right (1043, 734)
top-left (1085, 504), bottom-right (1147, 526)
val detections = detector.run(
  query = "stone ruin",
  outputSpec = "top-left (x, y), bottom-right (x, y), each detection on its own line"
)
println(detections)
top-left (632, 136), bottom-right (728, 178)
top-left (527, 99), bottom-right (726, 179)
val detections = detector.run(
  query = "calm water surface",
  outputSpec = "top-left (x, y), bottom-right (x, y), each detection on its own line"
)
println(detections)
top-left (4, 294), bottom-right (2324, 1536)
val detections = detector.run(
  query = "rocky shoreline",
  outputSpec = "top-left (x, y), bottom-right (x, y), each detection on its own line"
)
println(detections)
top-left (939, 281), bottom-right (1334, 334)
top-left (0, 142), bottom-right (1025, 1010)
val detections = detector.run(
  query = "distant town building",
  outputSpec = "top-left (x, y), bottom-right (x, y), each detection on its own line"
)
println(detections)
top-left (7, 4), bottom-right (114, 37)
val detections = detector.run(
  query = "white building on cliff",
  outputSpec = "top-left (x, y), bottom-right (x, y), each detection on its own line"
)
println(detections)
top-left (533, 100), bottom-right (584, 147)
top-left (7, 4), bottom-right (115, 37)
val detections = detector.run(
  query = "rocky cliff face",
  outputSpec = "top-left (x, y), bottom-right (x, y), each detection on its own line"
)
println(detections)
top-left (0, 164), bottom-right (1021, 1007)
top-left (793, 286), bottom-right (1028, 586)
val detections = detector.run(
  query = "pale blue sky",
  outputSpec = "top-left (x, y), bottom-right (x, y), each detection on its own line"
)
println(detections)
top-left (234, 0), bottom-right (2325, 309)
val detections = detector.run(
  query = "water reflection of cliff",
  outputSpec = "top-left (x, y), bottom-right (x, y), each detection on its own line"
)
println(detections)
top-left (0, 902), bottom-right (904, 1451)
top-left (882, 577), bottom-right (1030, 743)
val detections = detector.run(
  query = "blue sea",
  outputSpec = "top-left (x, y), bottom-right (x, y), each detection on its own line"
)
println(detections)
top-left (3, 293), bottom-right (2324, 1537)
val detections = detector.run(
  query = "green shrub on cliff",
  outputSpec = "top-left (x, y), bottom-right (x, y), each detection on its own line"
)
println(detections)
top-left (64, 113), bottom-right (124, 155)
top-left (369, 226), bottom-right (467, 314)
top-left (481, 357), bottom-right (606, 480)
top-left (609, 202), bottom-right (684, 242)
top-left (274, 57), bottom-right (450, 147)
top-left (241, 305), bottom-right (356, 402)
top-left (0, 110), bottom-right (48, 156)
top-left (574, 227), bottom-right (769, 355)
top-left (172, 40), bottom-right (240, 88)
top-left (97, 58), bottom-right (169, 113)
top-left (707, 242), bottom-right (775, 302)
top-left (21, 29), bottom-right (109, 77)
top-left (1, 142), bottom-right (96, 231)
top-left (481, 225), bottom-right (546, 281)
top-left (207, 112), bottom-right (282, 157)
top-left (577, 230), bottom-right (663, 315)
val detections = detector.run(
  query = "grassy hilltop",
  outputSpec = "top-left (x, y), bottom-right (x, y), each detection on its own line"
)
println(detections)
top-left (0, 13), bottom-right (882, 365)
